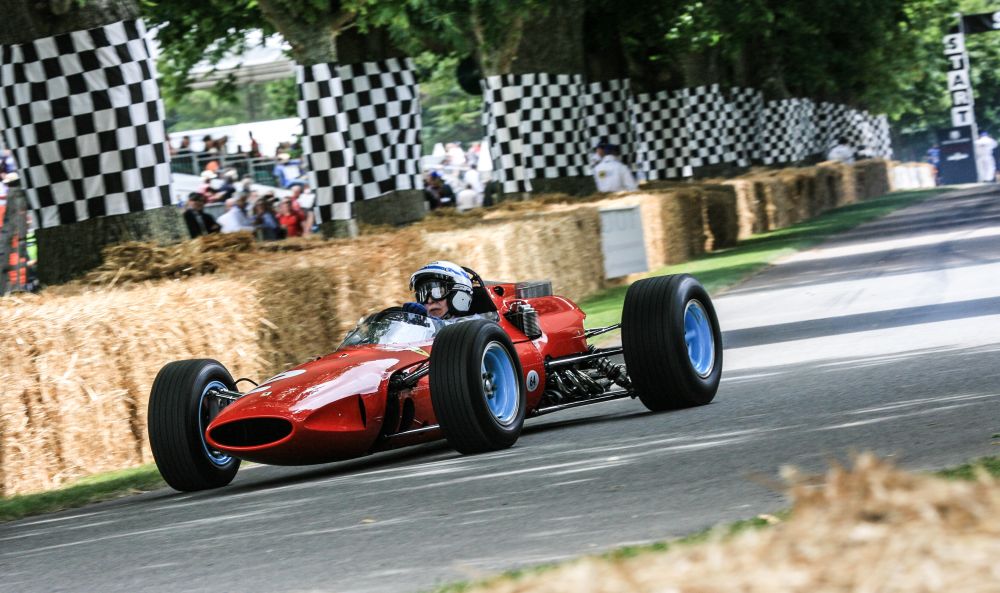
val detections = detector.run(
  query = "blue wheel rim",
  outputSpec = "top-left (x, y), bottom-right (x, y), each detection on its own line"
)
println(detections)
top-left (684, 300), bottom-right (716, 378)
top-left (481, 342), bottom-right (519, 426)
top-left (199, 380), bottom-right (232, 466)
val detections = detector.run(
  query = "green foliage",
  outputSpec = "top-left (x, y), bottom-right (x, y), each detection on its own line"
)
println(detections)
top-left (0, 465), bottom-right (164, 523)
top-left (413, 53), bottom-right (482, 150)
top-left (163, 80), bottom-right (297, 132)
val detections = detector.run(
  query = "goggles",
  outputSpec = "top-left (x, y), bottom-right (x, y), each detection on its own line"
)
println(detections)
top-left (414, 280), bottom-right (452, 304)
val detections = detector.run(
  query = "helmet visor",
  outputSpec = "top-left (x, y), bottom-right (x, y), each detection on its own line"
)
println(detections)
top-left (415, 280), bottom-right (451, 304)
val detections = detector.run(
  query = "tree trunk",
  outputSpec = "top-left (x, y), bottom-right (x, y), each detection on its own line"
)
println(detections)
top-left (509, 0), bottom-right (585, 76)
top-left (0, 0), bottom-right (137, 44)
top-left (478, 0), bottom-right (594, 198)
top-left (0, 0), bottom-right (182, 286)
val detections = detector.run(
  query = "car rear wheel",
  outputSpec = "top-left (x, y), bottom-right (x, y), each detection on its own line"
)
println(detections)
top-left (148, 359), bottom-right (241, 491)
top-left (429, 319), bottom-right (526, 453)
top-left (621, 274), bottom-right (722, 411)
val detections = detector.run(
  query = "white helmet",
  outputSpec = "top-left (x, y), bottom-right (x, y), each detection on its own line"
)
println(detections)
top-left (409, 261), bottom-right (474, 314)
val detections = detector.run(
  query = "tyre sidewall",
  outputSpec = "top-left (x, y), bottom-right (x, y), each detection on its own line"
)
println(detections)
top-left (183, 362), bottom-right (240, 475)
top-left (466, 324), bottom-right (526, 444)
top-left (667, 276), bottom-right (723, 404)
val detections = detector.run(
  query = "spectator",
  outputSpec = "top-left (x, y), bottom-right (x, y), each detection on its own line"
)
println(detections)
top-left (197, 170), bottom-right (217, 200)
top-left (465, 142), bottom-right (481, 170)
top-left (276, 199), bottom-right (305, 238)
top-left (592, 143), bottom-right (637, 192)
top-left (253, 196), bottom-right (282, 240)
top-left (444, 142), bottom-right (466, 167)
top-left (273, 153), bottom-right (304, 188)
top-left (424, 171), bottom-right (455, 210)
top-left (455, 181), bottom-right (481, 212)
top-left (296, 184), bottom-right (317, 236)
top-left (176, 136), bottom-right (192, 155)
top-left (249, 131), bottom-right (261, 158)
top-left (2, 149), bottom-right (16, 175)
top-left (216, 169), bottom-right (240, 201)
top-left (827, 136), bottom-right (855, 164)
top-left (217, 196), bottom-right (255, 233)
top-left (975, 130), bottom-right (997, 183)
top-left (183, 193), bottom-right (220, 238)
top-left (925, 143), bottom-right (941, 185)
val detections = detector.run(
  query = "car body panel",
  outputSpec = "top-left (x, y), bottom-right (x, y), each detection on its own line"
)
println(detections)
top-left (204, 281), bottom-right (586, 466)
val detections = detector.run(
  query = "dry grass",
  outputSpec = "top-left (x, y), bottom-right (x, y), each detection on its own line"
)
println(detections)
top-left (457, 454), bottom-right (1000, 593)
top-left (0, 279), bottom-right (265, 495)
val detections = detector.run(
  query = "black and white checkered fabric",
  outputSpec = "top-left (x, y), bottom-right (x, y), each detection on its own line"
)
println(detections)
top-left (481, 73), bottom-right (594, 194)
top-left (682, 85), bottom-right (738, 169)
top-left (870, 114), bottom-right (892, 158)
top-left (482, 75), bottom-right (893, 191)
top-left (728, 87), bottom-right (764, 166)
top-left (760, 98), bottom-right (820, 165)
top-left (584, 79), bottom-right (635, 165)
top-left (0, 19), bottom-right (171, 229)
top-left (297, 58), bottom-right (421, 222)
top-left (518, 73), bottom-right (589, 181)
top-left (630, 89), bottom-right (692, 180)
top-left (481, 75), bottom-right (533, 193)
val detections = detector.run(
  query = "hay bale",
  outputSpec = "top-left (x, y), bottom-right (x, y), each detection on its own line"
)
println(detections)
top-left (854, 159), bottom-right (891, 200)
top-left (700, 184), bottom-right (740, 250)
top-left (816, 161), bottom-right (859, 207)
top-left (425, 208), bottom-right (605, 301)
top-left (722, 179), bottom-right (767, 238)
top-left (0, 279), bottom-right (264, 495)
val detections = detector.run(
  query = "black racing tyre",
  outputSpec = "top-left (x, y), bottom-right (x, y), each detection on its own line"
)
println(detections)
top-left (621, 274), bottom-right (722, 411)
top-left (429, 319), bottom-right (527, 454)
top-left (148, 359), bottom-right (241, 491)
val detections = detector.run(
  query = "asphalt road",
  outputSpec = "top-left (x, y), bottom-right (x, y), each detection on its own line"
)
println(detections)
top-left (3, 186), bottom-right (1000, 593)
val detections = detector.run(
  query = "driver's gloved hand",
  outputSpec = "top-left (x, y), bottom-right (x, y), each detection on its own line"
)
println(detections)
top-left (402, 302), bottom-right (428, 316)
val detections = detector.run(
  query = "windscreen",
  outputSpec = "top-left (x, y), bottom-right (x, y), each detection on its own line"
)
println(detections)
top-left (339, 310), bottom-right (445, 348)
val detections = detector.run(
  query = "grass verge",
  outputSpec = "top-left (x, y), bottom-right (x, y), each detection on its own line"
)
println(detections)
top-left (580, 188), bottom-right (946, 329)
top-left (0, 464), bottom-right (164, 523)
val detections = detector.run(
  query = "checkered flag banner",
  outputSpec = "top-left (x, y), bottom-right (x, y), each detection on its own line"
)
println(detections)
top-left (0, 19), bottom-right (171, 229)
top-left (482, 73), bottom-right (593, 194)
top-left (728, 87), bottom-right (764, 165)
top-left (631, 89), bottom-right (693, 180)
top-left (584, 79), bottom-right (636, 166)
top-left (682, 84), bottom-right (739, 169)
top-left (760, 98), bottom-right (820, 165)
top-left (297, 58), bottom-right (421, 222)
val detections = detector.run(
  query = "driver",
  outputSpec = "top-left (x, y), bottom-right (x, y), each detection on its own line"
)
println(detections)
top-left (403, 261), bottom-right (475, 320)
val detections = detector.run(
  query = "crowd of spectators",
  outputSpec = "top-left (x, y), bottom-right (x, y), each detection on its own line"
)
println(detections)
top-left (182, 166), bottom-right (316, 241)
top-left (422, 141), bottom-right (488, 211)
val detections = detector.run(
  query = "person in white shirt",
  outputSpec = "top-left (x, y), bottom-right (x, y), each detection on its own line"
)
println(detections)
top-left (217, 196), bottom-right (255, 233)
top-left (592, 143), bottom-right (638, 192)
top-left (975, 131), bottom-right (998, 183)
top-left (827, 137), bottom-right (855, 164)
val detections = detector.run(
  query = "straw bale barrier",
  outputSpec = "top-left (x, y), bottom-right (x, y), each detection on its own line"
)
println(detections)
top-left (0, 279), bottom-right (264, 495)
top-left (0, 161), bottom-right (905, 495)
top-left (425, 208), bottom-right (605, 300)
top-left (720, 178), bottom-right (767, 239)
top-left (854, 159), bottom-right (892, 200)
top-left (459, 454), bottom-right (1000, 593)
top-left (699, 184), bottom-right (740, 250)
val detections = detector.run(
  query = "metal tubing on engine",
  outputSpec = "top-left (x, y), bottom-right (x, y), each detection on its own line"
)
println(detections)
top-left (545, 347), bottom-right (624, 369)
top-left (530, 389), bottom-right (633, 416)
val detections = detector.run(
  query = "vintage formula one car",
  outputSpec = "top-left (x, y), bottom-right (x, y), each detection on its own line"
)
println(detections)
top-left (147, 270), bottom-right (722, 491)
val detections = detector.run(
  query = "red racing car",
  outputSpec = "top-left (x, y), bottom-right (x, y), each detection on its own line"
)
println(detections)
top-left (147, 270), bottom-right (722, 491)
